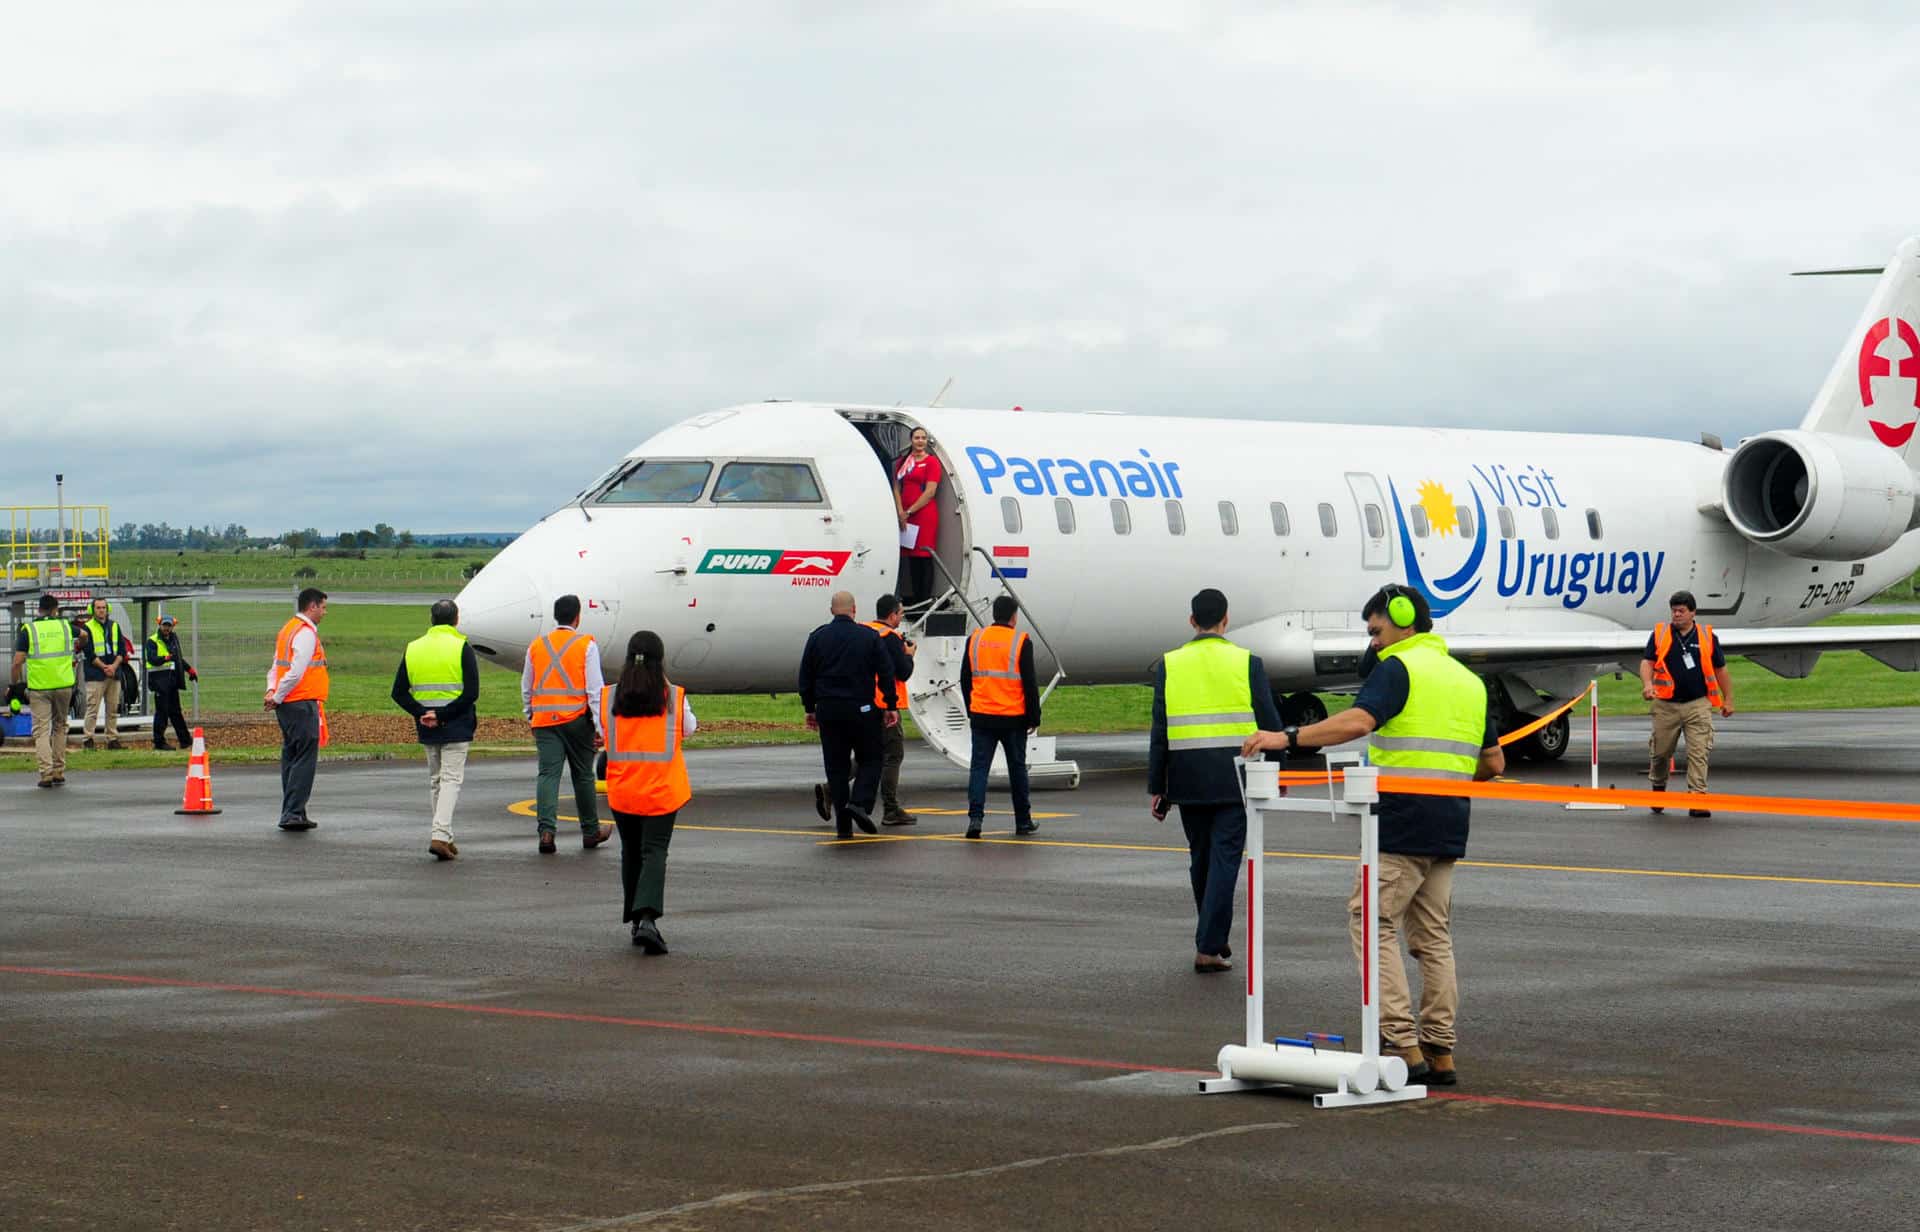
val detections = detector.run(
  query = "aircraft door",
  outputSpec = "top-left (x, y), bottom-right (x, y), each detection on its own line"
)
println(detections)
top-left (1344, 472), bottom-right (1394, 571)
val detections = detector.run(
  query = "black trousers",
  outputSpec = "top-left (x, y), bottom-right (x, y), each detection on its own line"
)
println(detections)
top-left (817, 709), bottom-right (883, 834)
top-left (899, 554), bottom-right (935, 606)
top-left (152, 686), bottom-right (190, 747)
top-left (1178, 802), bottom-right (1247, 957)
top-left (277, 700), bottom-right (319, 825)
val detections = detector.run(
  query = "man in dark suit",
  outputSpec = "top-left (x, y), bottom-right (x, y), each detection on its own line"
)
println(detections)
top-left (798, 591), bottom-right (899, 840)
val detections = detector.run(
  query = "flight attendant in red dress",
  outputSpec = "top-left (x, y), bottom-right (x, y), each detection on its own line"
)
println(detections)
top-left (894, 427), bottom-right (943, 608)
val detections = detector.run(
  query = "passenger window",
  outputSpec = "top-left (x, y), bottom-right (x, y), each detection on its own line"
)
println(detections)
top-left (1269, 502), bottom-right (1291, 536)
top-left (1318, 503), bottom-right (1337, 537)
top-left (1218, 501), bottom-right (1239, 536)
top-left (1166, 500), bottom-right (1186, 535)
top-left (1497, 506), bottom-right (1516, 539)
top-left (1055, 498), bottom-right (1076, 534)
top-left (596, 459), bottom-right (712, 504)
top-left (711, 461), bottom-right (822, 504)
top-left (1000, 497), bottom-right (1022, 533)
top-left (1409, 505), bottom-right (1430, 538)
top-left (1542, 507), bottom-right (1560, 540)
top-left (1455, 506), bottom-right (1475, 539)
top-left (1111, 499), bottom-right (1131, 535)
top-left (1586, 508), bottom-right (1603, 540)
top-left (1364, 504), bottom-right (1385, 539)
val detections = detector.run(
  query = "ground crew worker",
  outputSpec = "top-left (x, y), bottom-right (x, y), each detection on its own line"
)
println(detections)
top-left (146, 615), bottom-right (197, 750)
top-left (1148, 588), bottom-right (1283, 973)
top-left (1640, 589), bottom-right (1733, 818)
top-left (80, 598), bottom-right (131, 750)
top-left (391, 600), bottom-right (481, 861)
top-left (601, 630), bottom-right (698, 955)
top-left (960, 595), bottom-right (1041, 839)
top-left (798, 591), bottom-right (899, 840)
top-left (522, 594), bottom-right (611, 853)
top-left (265, 587), bottom-right (330, 831)
top-left (11, 594), bottom-right (78, 787)
top-left (1243, 584), bottom-right (1502, 1087)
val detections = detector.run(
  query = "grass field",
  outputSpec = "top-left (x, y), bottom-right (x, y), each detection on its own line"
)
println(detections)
top-left (9, 604), bottom-right (1914, 772)
top-left (109, 547), bottom-right (500, 592)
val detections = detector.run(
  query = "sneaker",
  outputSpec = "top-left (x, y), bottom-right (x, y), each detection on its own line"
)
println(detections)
top-left (881, 810), bottom-right (918, 826)
top-left (538, 832), bottom-right (557, 854)
top-left (1649, 782), bottom-right (1666, 815)
top-left (429, 839), bottom-right (457, 861)
top-left (583, 822), bottom-right (615, 849)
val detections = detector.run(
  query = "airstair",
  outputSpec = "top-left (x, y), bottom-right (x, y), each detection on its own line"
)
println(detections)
top-left (901, 547), bottom-right (1081, 789)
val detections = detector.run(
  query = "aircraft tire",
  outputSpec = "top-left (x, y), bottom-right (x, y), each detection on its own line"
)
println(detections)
top-left (1512, 711), bottom-right (1570, 762)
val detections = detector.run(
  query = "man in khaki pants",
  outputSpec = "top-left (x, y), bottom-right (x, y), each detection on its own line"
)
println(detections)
top-left (11, 594), bottom-right (79, 787)
top-left (1640, 590), bottom-right (1734, 819)
top-left (1243, 583), bottom-right (1504, 1087)
top-left (79, 598), bottom-right (130, 750)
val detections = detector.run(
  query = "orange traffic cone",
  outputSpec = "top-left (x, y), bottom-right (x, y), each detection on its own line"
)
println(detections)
top-left (174, 728), bottom-right (222, 816)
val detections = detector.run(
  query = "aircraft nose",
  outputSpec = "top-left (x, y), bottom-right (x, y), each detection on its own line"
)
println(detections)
top-left (456, 560), bottom-right (543, 670)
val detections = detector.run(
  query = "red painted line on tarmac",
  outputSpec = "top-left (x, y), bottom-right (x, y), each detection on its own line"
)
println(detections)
top-left (6, 965), bottom-right (1918, 1147)
top-left (1425, 1091), bottom-right (1920, 1147)
top-left (0, 966), bottom-right (1195, 1075)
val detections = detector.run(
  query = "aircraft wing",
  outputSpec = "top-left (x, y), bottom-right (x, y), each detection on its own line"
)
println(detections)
top-left (1312, 623), bottom-right (1920, 681)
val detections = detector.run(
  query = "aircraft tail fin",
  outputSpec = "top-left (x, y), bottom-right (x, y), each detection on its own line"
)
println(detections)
top-left (1799, 236), bottom-right (1920, 457)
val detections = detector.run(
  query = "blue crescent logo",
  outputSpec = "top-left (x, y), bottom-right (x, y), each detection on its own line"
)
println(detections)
top-left (1390, 478), bottom-right (1487, 619)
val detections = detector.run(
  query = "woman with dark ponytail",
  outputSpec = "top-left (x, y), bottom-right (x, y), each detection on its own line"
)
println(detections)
top-left (597, 630), bottom-right (696, 954)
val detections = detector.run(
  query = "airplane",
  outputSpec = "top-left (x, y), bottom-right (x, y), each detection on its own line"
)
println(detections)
top-left (457, 236), bottom-right (1920, 785)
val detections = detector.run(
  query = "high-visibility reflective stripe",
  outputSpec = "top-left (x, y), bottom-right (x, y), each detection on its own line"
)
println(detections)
top-left (606, 690), bottom-right (680, 763)
top-left (1370, 766), bottom-right (1473, 781)
top-left (532, 632), bottom-right (588, 707)
top-left (1368, 734), bottom-right (1484, 757)
top-left (1169, 735), bottom-right (1252, 749)
top-left (408, 682), bottom-right (462, 695)
top-left (1167, 711), bottom-right (1256, 727)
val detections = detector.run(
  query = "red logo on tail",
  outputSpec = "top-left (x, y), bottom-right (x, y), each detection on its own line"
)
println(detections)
top-left (1857, 316), bottom-right (1920, 447)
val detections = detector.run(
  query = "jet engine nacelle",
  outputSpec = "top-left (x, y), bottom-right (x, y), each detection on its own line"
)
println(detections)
top-left (1722, 430), bottom-right (1918, 561)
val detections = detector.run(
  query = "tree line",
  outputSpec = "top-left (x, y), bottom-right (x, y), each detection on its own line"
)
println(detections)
top-left (104, 523), bottom-right (505, 551)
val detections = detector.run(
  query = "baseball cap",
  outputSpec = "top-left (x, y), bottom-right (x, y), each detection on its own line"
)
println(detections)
top-left (158, 614), bottom-right (177, 625)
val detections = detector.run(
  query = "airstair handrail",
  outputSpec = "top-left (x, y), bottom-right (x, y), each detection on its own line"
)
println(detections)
top-left (967, 545), bottom-right (1069, 705)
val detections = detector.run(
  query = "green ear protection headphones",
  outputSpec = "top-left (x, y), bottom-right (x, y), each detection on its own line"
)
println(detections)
top-left (1384, 585), bottom-right (1418, 629)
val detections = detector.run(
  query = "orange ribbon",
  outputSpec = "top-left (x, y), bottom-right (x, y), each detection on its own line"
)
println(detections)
top-left (1495, 683), bottom-right (1593, 748)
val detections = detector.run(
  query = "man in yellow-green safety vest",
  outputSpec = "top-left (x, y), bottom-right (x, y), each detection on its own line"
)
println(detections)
top-left (1243, 584), bottom-right (1503, 1089)
top-left (390, 600), bottom-right (481, 861)
top-left (1148, 588), bottom-right (1284, 975)
top-left (10, 594), bottom-right (79, 787)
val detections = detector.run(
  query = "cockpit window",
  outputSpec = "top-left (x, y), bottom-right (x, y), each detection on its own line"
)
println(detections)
top-left (595, 460), bottom-right (712, 504)
top-left (712, 461), bottom-right (823, 504)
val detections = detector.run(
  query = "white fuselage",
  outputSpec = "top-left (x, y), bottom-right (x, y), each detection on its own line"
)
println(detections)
top-left (457, 402), bottom-right (1920, 691)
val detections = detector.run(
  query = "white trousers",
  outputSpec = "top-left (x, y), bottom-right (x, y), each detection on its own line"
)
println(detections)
top-left (426, 742), bottom-right (470, 843)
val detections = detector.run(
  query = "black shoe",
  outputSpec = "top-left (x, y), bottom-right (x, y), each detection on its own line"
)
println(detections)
top-left (153, 741), bottom-right (173, 751)
top-left (1689, 808), bottom-right (1712, 818)
top-left (1649, 782), bottom-right (1666, 815)
top-left (813, 783), bottom-right (831, 822)
top-left (965, 821), bottom-right (983, 839)
top-left (36, 779), bottom-right (53, 789)
top-left (1015, 822), bottom-right (1039, 836)
top-left (846, 805), bottom-right (878, 835)
top-left (277, 818), bottom-right (317, 831)
top-left (538, 832), bottom-right (557, 854)
top-left (836, 826), bottom-right (853, 840)
top-left (634, 919), bottom-right (668, 955)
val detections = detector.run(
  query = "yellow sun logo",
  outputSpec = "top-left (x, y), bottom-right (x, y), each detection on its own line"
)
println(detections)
top-left (1417, 480), bottom-right (1459, 538)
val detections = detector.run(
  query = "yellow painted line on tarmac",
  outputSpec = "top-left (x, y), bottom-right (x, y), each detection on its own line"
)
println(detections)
top-left (504, 801), bottom-right (1920, 889)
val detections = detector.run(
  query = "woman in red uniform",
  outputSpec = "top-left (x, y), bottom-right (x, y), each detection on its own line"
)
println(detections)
top-left (894, 427), bottom-right (943, 608)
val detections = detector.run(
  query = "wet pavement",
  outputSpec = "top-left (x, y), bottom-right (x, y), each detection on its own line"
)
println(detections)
top-left (4, 712), bottom-right (1917, 1230)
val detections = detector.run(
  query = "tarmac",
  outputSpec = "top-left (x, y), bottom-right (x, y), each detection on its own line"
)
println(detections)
top-left (4, 711), bottom-right (1918, 1230)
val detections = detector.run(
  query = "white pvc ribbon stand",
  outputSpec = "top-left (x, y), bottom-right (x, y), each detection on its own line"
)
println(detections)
top-left (1198, 753), bottom-right (1426, 1109)
top-left (1565, 679), bottom-right (1626, 811)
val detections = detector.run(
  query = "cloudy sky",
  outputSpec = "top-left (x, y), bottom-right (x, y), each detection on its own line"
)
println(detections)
top-left (6, 2), bottom-right (1918, 534)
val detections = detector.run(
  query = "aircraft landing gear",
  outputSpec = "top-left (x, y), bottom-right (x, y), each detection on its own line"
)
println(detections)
top-left (1278, 691), bottom-right (1328, 727)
